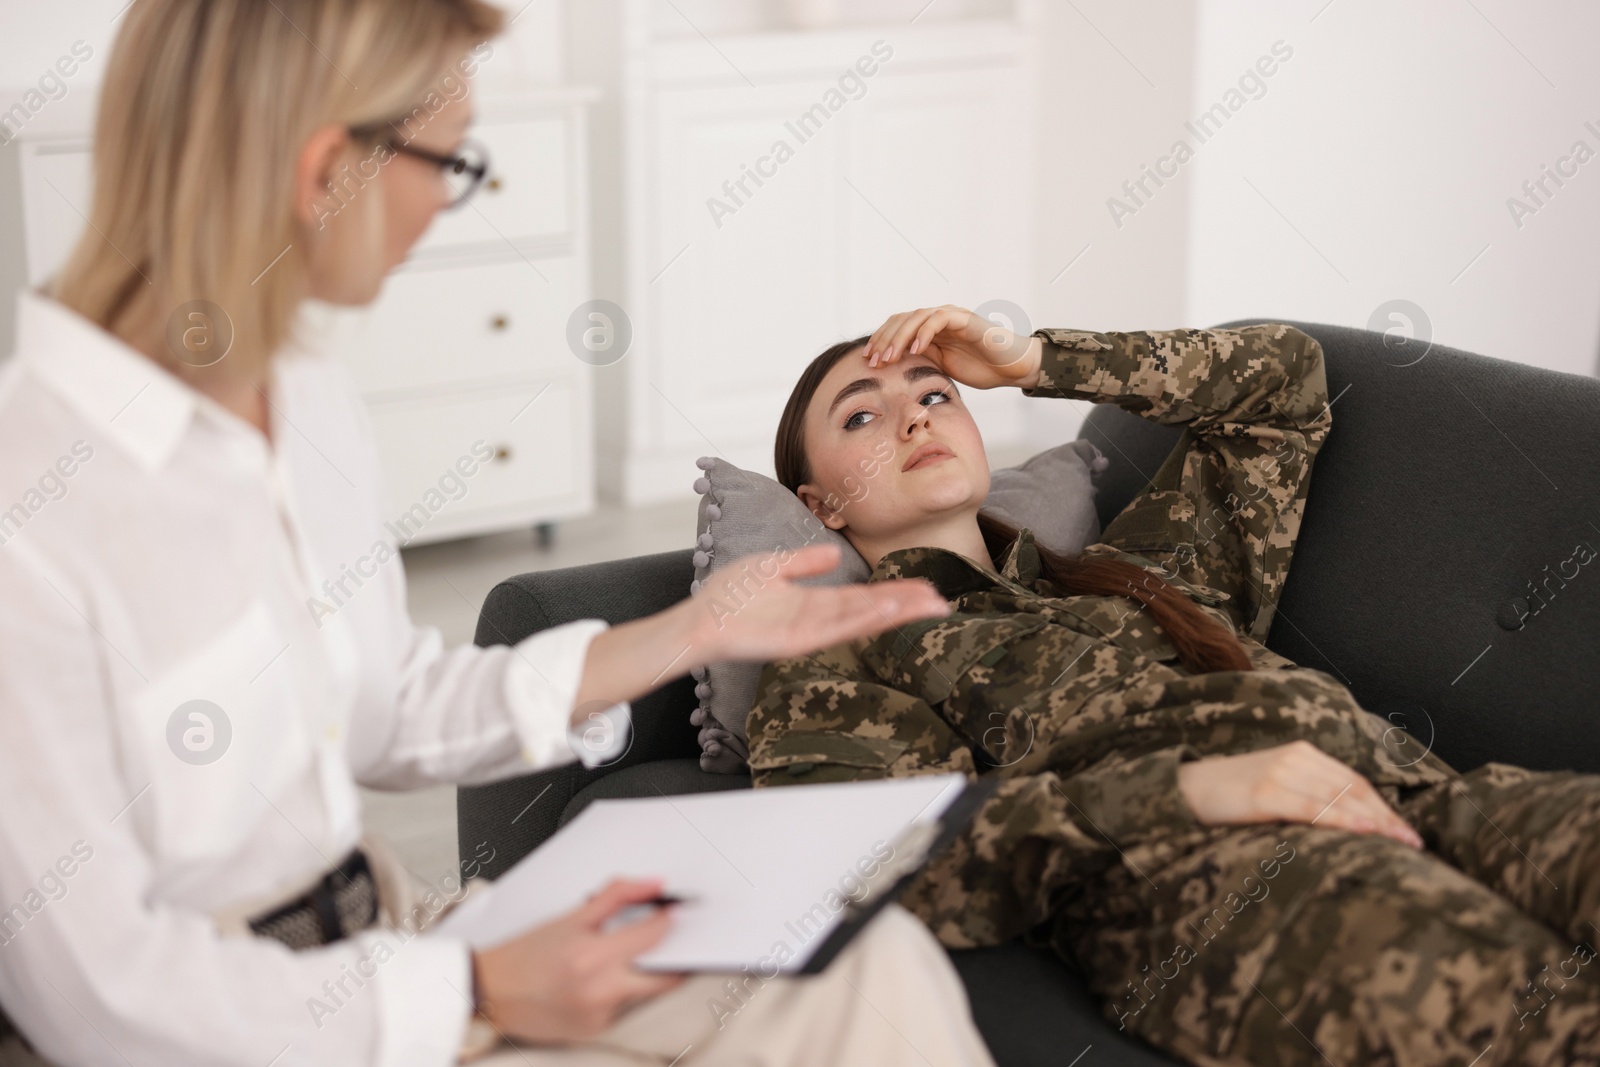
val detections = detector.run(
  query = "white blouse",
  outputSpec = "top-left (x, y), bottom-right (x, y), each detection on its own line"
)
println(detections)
top-left (0, 289), bottom-right (629, 1066)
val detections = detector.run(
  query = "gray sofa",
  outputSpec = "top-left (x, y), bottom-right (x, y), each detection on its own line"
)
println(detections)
top-left (458, 318), bottom-right (1600, 1066)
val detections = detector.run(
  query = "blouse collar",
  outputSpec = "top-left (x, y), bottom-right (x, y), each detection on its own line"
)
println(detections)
top-left (12, 288), bottom-right (282, 474)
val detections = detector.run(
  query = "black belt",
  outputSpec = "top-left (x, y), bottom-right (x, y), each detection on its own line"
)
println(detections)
top-left (248, 849), bottom-right (379, 951)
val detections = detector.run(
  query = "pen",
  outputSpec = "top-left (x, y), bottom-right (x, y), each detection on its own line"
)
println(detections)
top-left (601, 893), bottom-right (699, 933)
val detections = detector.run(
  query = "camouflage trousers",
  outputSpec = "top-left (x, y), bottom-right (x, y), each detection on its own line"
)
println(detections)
top-left (1046, 761), bottom-right (1600, 1067)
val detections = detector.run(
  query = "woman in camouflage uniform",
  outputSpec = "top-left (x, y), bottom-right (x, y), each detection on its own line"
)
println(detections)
top-left (743, 305), bottom-right (1600, 1066)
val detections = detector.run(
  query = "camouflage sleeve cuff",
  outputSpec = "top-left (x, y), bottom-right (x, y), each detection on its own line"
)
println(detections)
top-left (1057, 743), bottom-right (1206, 846)
top-left (1020, 331), bottom-right (1108, 400)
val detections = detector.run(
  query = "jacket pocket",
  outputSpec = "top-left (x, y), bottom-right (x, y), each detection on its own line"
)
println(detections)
top-left (1093, 491), bottom-right (1242, 620)
top-left (749, 729), bottom-right (910, 780)
top-left (858, 614), bottom-right (1050, 706)
top-left (1100, 489), bottom-right (1197, 554)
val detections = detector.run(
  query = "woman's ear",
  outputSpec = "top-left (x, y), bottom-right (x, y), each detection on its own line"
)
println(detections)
top-left (294, 124), bottom-right (353, 230)
top-left (796, 484), bottom-right (848, 531)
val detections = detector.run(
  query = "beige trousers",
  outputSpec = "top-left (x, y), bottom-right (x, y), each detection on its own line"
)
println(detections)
top-left (472, 905), bottom-right (996, 1067)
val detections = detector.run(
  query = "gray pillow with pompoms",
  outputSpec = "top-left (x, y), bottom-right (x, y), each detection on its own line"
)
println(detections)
top-left (687, 439), bottom-right (1109, 773)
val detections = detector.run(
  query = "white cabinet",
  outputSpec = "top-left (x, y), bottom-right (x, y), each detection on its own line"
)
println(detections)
top-left (572, 4), bottom-right (1037, 504)
top-left (0, 87), bottom-right (598, 546)
top-left (327, 256), bottom-right (582, 398)
top-left (366, 379), bottom-right (583, 543)
top-left (412, 116), bottom-right (573, 255)
top-left (314, 90), bottom-right (599, 544)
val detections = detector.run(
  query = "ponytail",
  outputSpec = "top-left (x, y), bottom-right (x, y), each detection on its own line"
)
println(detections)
top-left (976, 511), bottom-right (1254, 674)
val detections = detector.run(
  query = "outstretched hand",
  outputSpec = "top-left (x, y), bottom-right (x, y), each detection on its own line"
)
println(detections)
top-left (571, 544), bottom-right (951, 724)
top-left (687, 542), bottom-right (951, 664)
top-left (864, 304), bottom-right (1042, 390)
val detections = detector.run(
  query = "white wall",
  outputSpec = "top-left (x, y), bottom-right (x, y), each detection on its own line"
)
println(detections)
top-left (1185, 0), bottom-right (1600, 376)
top-left (1021, 0), bottom-right (1198, 449)
top-left (0, 1), bottom-right (126, 84)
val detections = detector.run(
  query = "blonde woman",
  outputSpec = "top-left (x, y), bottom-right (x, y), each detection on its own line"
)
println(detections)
top-left (0, 2), bottom-right (993, 1065)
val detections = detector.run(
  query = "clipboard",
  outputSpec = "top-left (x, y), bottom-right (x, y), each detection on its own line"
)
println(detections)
top-left (432, 773), bottom-right (1000, 974)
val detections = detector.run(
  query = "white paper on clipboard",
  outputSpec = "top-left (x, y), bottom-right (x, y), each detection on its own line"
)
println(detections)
top-left (431, 773), bottom-right (967, 973)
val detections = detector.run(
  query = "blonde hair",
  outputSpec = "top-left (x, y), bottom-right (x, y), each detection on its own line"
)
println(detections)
top-left (49, 0), bottom-right (505, 384)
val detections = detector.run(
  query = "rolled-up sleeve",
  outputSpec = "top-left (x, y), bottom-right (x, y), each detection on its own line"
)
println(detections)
top-left (1052, 743), bottom-right (1207, 844)
top-left (356, 606), bottom-right (631, 789)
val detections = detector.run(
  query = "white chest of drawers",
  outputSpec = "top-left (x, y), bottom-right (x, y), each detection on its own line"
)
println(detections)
top-left (0, 85), bottom-right (598, 546)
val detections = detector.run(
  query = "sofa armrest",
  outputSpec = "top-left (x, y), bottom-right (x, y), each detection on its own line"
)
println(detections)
top-left (457, 548), bottom-right (703, 879)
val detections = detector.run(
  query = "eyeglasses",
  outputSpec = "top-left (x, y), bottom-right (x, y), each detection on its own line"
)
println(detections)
top-left (347, 124), bottom-right (491, 210)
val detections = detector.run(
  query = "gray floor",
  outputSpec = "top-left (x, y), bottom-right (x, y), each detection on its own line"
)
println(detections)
top-left (362, 444), bottom-right (1039, 886)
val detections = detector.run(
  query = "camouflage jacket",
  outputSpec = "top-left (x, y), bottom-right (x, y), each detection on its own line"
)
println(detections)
top-left (746, 323), bottom-right (1458, 947)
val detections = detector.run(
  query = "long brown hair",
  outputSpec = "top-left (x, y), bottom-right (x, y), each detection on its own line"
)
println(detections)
top-left (774, 336), bottom-right (1254, 675)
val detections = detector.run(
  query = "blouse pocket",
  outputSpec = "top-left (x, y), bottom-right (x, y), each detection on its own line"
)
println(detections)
top-left (1100, 489), bottom-right (1197, 555)
top-left (128, 599), bottom-right (311, 863)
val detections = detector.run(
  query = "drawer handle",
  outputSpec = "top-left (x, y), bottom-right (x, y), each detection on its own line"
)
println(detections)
top-left (490, 315), bottom-right (510, 331)
top-left (487, 176), bottom-right (503, 192)
top-left (493, 444), bottom-right (513, 462)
